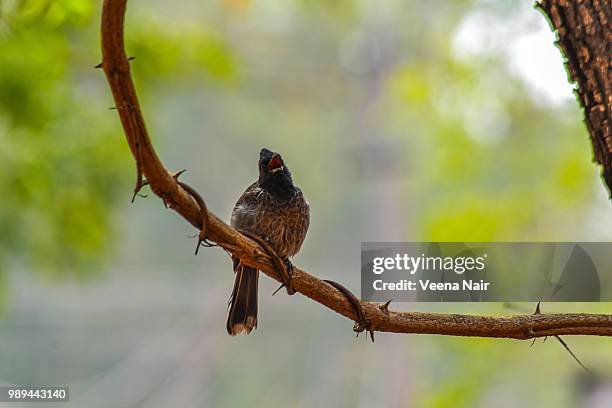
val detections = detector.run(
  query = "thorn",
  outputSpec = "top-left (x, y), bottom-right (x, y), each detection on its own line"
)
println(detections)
top-left (128, 56), bottom-right (136, 61)
top-left (109, 106), bottom-right (117, 110)
top-left (534, 301), bottom-right (542, 315)
top-left (271, 284), bottom-right (285, 296)
top-left (528, 303), bottom-right (545, 347)
top-left (130, 192), bottom-right (148, 203)
top-left (130, 178), bottom-right (149, 203)
top-left (355, 324), bottom-right (375, 342)
top-left (379, 299), bottom-right (392, 313)
top-left (554, 335), bottom-right (592, 373)
top-left (194, 238), bottom-right (217, 255)
top-left (173, 169), bottom-right (187, 180)
top-left (533, 1), bottom-right (545, 13)
top-left (94, 62), bottom-right (103, 69)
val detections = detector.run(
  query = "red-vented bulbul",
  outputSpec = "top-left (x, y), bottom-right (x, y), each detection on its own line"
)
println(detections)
top-left (227, 148), bottom-right (310, 335)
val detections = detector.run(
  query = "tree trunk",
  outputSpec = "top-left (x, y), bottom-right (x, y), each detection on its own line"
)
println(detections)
top-left (538, 0), bottom-right (612, 196)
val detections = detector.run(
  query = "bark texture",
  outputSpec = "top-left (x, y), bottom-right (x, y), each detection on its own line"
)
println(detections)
top-left (538, 0), bottom-right (612, 195)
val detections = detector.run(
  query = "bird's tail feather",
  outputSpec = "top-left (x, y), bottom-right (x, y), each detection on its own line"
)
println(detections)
top-left (227, 258), bottom-right (259, 336)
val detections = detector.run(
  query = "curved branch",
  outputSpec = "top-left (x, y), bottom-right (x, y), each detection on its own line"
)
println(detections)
top-left (100, 0), bottom-right (612, 339)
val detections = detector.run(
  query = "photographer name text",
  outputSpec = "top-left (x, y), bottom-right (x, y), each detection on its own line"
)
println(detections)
top-left (373, 279), bottom-right (490, 291)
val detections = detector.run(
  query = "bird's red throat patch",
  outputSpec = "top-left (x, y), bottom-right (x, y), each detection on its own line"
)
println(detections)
top-left (268, 155), bottom-right (283, 171)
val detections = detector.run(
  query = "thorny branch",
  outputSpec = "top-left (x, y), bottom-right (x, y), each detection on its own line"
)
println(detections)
top-left (100, 0), bottom-right (612, 347)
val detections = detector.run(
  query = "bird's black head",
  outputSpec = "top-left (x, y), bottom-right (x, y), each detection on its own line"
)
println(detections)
top-left (258, 148), bottom-right (295, 198)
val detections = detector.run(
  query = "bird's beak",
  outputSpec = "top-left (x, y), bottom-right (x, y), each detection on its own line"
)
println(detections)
top-left (268, 154), bottom-right (284, 173)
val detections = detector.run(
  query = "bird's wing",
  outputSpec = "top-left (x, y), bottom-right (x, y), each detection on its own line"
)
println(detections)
top-left (230, 181), bottom-right (261, 232)
top-left (287, 189), bottom-right (310, 256)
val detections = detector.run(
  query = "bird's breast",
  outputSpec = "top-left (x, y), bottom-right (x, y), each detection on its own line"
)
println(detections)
top-left (232, 190), bottom-right (309, 258)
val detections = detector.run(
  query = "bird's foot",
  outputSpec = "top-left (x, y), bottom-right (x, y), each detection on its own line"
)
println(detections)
top-left (272, 258), bottom-right (296, 296)
top-left (236, 229), bottom-right (295, 296)
top-left (284, 258), bottom-right (294, 277)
